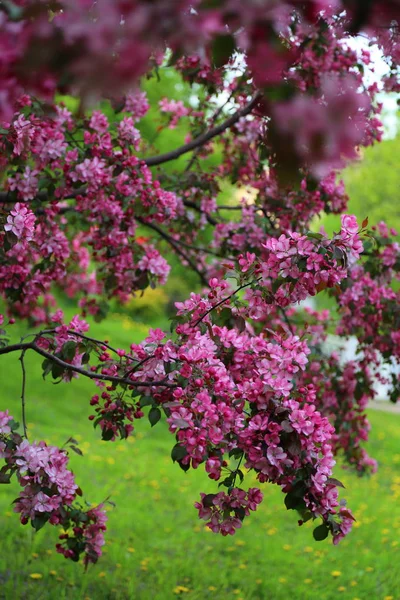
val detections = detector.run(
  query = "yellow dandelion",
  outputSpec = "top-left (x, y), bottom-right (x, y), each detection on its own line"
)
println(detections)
top-left (31, 553), bottom-right (39, 559)
top-left (278, 577), bottom-right (287, 584)
top-left (98, 572), bottom-right (106, 578)
top-left (173, 585), bottom-right (190, 594)
top-left (235, 540), bottom-right (246, 546)
top-left (49, 570), bottom-right (57, 576)
top-left (127, 547), bottom-right (135, 553)
top-left (238, 564), bottom-right (247, 570)
top-left (56, 577), bottom-right (64, 582)
top-left (338, 586), bottom-right (346, 592)
top-left (256, 579), bottom-right (262, 585)
top-left (46, 550), bottom-right (52, 556)
top-left (304, 546), bottom-right (313, 553)
top-left (29, 573), bottom-right (43, 580)
top-left (283, 544), bottom-right (292, 551)
top-left (350, 581), bottom-right (357, 587)
top-left (365, 567), bottom-right (374, 572)
top-left (208, 586), bottom-right (217, 591)
top-left (384, 596), bottom-right (394, 600)
top-left (331, 570), bottom-right (342, 577)
top-left (233, 590), bottom-right (241, 595)
top-left (304, 579), bottom-right (313, 584)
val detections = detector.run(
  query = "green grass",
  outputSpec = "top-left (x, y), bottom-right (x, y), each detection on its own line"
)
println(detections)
top-left (0, 316), bottom-right (400, 599)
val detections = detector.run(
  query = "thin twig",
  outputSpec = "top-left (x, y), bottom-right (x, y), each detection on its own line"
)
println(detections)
top-left (34, 329), bottom-right (138, 363)
top-left (193, 279), bottom-right (260, 327)
top-left (19, 350), bottom-right (28, 438)
top-left (145, 93), bottom-right (262, 167)
top-left (182, 199), bottom-right (219, 226)
top-left (136, 216), bottom-right (209, 286)
top-left (184, 87), bottom-right (238, 172)
top-left (278, 307), bottom-right (294, 335)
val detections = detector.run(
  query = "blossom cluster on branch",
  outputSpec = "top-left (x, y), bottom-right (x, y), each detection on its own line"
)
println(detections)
top-left (0, 410), bottom-right (107, 565)
top-left (0, 0), bottom-right (399, 567)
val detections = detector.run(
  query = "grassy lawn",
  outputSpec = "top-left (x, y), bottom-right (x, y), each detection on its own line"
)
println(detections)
top-left (0, 314), bottom-right (399, 599)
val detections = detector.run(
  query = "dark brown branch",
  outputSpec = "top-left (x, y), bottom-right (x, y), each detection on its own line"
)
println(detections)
top-left (163, 235), bottom-right (228, 258)
top-left (193, 279), bottom-right (260, 327)
top-left (144, 93), bottom-right (262, 167)
top-left (184, 87), bottom-right (238, 172)
top-left (135, 216), bottom-right (209, 287)
top-left (0, 342), bottom-right (176, 388)
top-left (278, 307), bottom-right (294, 335)
top-left (182, 199), bottom-right (219, 226)
top-left (34, 329), bottom-right (138, 363)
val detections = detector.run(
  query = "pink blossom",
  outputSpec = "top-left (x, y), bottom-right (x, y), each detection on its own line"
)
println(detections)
top-left (4, 203), bottom-right (36, 241)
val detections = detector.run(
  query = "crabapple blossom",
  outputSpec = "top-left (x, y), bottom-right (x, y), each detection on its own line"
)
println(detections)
top-left (0, 0), bottom-right (399, 569)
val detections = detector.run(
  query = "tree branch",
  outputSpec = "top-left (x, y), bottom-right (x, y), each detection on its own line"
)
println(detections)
top-left (144, 92), bottom-right (262, 167)
top-left (19, 349), bottom-right (28, 438)
top-left (182, 199), bottom-right (219, 226)
top-left (193, 279), bottom-right (260, 327)
top-left (135, 216), bottom-right (209, 287)
top-left (0, 342), bottom-right (176, 388)
top-left (32, 329), bottom-right (138, 363)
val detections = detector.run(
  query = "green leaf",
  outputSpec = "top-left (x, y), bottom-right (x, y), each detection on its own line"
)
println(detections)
top-left (81, 352), bottom-right (91, 364)
top-left (140, 396), bottom-right (153, 407)
top-left (236, 469), bottom-right (244, 484)
top-left (62, 341), bottom-right (77, 361)
top-left (51, 362), bottom-right (65, 380)
top-left (326, 477), bottom-right (345, 489)
top-left (31, 513), bottom-right (50, 532)
top-left (148, 407), bottom-right (161, 427)
top-left (202, 494), bottom-right (216, 508)
top-left (229, 448), bottom-right (244, 459)
top-left (235, 506), bottom-right (246, 521)
top-left (69, 445), bottom-right (83, 456)
top-left (171, 443), bottom-right (188, 462)
top-left (9, 420), bottom-right (19, 432)
top-left (102, 428), bottom-right (114, 441)
top-left (211, 34), bottom-right (235, 68)
top-left (178, 460), bottom-right (190, 472)
top-left (0, 472), bottom-right (11, 484)
top-left (313, 524), bottom-right (329, 541)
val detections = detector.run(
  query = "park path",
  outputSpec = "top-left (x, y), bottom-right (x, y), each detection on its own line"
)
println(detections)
top-left (368, 400), bottom-right (400, 414)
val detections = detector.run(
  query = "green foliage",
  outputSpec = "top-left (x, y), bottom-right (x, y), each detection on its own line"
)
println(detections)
top-left (319, 134), bottom-right (400, 236)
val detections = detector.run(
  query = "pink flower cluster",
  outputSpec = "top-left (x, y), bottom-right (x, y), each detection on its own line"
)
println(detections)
top-left (13, 439), bottom-right (78, 521)
top-left (4, 202), bottom-right (35, 241)
top-left (56, 504), bottom-right (108, 566)
top-left (195, 488), bottom-right (263, 536)
top-left (0, 411), bottom-right (106, 565)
